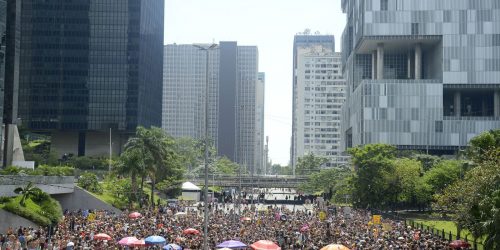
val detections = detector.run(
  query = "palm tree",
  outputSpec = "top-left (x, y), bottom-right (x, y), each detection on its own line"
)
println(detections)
top-left (115, 147), bottom-right (147, 206)
top-left (14, 182), bottom-right (42, 206)
top-left (124, 126), bottom-right (182, 208)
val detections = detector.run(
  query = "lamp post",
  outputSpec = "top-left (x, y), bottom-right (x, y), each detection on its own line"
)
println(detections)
top-left (193, 43), bottom-right (218, 250)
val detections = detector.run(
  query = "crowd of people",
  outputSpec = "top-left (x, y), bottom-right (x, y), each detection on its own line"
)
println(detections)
top-left (0, 198), bottom-right (461, 250)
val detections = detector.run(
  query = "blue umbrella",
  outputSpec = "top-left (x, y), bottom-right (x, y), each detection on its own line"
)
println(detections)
top-left (145, 235), bottom-right (166, 245)
top-left (163, 243), bottom-right (183, 250)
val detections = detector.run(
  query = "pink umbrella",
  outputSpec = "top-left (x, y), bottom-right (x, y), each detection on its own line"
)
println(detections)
top-left (118, 237), bottom-right (139, 246)
top-left (131, 239), bottom-right (148, 247)
top-left (94, 233), bottom-right (112, 241)
top-left (129, 212), bottom-right (142, 219)
top-left (300, 225), bottom-right (310, 232)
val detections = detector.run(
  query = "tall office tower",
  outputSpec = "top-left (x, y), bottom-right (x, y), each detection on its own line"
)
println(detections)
top-left (292, 41), bottom-right (348, 168)
top-left (340, 0), bottom-right (500, 154)
top-left (291, 34), bottom-right (335, 173)
top-left (254, 72), bottom-right (265, 174)
top-left (163, 42), bottom-right (261, 174)
top-left (16, 0), bottom-right (164, 157)
top-left (0, 0), bottom-right (6, 163)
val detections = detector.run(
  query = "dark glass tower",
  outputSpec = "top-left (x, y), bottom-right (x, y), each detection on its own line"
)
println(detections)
top-left (17, 0), bottom-right (164, 157)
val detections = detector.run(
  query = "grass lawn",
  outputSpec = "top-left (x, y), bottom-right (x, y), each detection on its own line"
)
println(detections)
top-left (2, 196), bottom-right (61, 226)
top-left (86, 183), bottom-right (168, 209)
top-left (412, 219), bottom-right (485, 249)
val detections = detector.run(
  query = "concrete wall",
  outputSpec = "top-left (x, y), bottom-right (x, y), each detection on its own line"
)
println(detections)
top-left (0, 209), bottom-right (38, 234)
top-left (0, 175), bottom-right (74, 196)
top-left (52, 186), bottom-right (120, 213)
top-left (51, 131), bottom-right (79, 157)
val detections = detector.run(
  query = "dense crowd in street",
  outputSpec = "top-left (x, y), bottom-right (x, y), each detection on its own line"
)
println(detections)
top-left (0, 197), bottom-right (462, 250)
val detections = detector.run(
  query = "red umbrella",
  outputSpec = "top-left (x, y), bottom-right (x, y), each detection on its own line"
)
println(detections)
top-left (449, 240), bottom-right (470, 249)
top-left (94, 233), bottom-right (112, 241)
top-left (250, 240), bottom-right (281, 250)
top-left (129, 212), bottom-right (142, 219)
top-left (183, 228), bottom-right (200, 235)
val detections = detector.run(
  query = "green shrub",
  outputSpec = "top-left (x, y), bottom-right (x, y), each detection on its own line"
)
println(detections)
top-left (39, 198), bottom-right (62, 224)
top-left (31, 165), bottom-right (74, 176)
top-left (0, 196), bottom-right (11, 203)
top-left (0, 166), bottom-right (22, 175)
top-left (2, 196), bottom-right (58, 226)
top-left (68, 156), bottom-right (108, 170)
top-left (78, 172), bottom-right (103, 194)
top-left (0, 165), bottom-right (74, 176)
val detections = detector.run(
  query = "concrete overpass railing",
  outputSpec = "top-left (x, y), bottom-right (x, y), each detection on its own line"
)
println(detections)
top-left (0, 175), bottom-right (75, 197)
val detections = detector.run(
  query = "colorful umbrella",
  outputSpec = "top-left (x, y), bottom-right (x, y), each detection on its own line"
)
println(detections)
top-left (217, 240), bottom-right (247, 248)
top-left (164, 243), bottom-right (183, 250)
top-left (131, 239), bottom-right (147, 247)
top-left (129, 212), bottom-right (142, 219)
top-left (183, 228), bottom-right (200, 235)
top-left (250, 240), bottom-right (281, 250)
top-left (320, 244), bottom-right (350, 250)
top-left (94, 233), bottom-right (112, 241)
top-left (119, 237), bottom-right (139, 246)
top-left (145, 235), bottom-right (167, 245)
top-left (241, 217), bottom-right (252, 221)
top-left (449, 240), bottom-right (471, 249)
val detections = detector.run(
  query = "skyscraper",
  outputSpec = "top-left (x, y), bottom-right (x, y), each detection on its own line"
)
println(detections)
top-left (341, 0), bottom-right (500, 154)
top-left (163, 42), bottom-right (262, 174)
top-left (292, 35), bottom-right (348, 169)
top-left (291, 34), bottom-right (336, 173)
top-left (255, 72), bottom-right (265, 174)
top-left (16, 0), bottom-right (164, 157)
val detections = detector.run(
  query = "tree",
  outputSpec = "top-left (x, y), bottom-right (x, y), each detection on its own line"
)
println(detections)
top-left (14, 182), bottom-right (42, 206)
top-left (295, 153), bottom-right (328, 175)
top-left (77, 172), bottom-right (103, 194)
top-left (348, 144), bottom-right (396, 209)
top-left (299, 168), bottom-right (351, 201)
top-left (213, 156), bottom-right (239, 175)
top-left (115, 147), bottom-right (147, 204)
top-left (466, 129), bottom-right (500, 164)
top-left (422, 160), bottom-right (462, 194)
top-left (124, 127), bottom-right (184, 208)
top-left (390, 158), bottom-right (423, 206)
top-left (436, 141), bottom-right (500, 245)
top-left (411, 153), bottom-right (442, 172)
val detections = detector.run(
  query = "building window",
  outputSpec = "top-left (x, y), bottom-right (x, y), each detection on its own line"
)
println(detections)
top-left (381, 0), bottom-right (388, 11)
top-left (435, 121), bottom-right (443, 133)
top-left (411, 23), bottom-right (419, 35)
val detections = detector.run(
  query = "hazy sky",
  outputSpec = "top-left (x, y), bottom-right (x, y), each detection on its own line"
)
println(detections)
top-left (164, 0), bottom-right (346, 165)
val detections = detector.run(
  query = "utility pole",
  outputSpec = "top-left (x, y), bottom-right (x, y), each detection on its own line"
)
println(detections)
top-left (193, 43), bottom-right (218, 250)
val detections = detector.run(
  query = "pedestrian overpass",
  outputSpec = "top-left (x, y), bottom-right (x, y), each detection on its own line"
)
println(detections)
top-left (190, 175), bottom-right (309, 188)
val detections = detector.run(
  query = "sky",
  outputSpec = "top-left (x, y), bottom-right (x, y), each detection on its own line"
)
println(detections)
top-left (164, 0), bottom-right (346, 166)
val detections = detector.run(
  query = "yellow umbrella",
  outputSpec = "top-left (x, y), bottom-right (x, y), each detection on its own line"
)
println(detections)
top-left (321, 244), bottom-right (350, 250)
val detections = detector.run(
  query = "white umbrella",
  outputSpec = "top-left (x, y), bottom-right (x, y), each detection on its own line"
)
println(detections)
top-left (175, 212), bottom-right (187, 217)
top-left (67, 242), bottom-right (75, 247)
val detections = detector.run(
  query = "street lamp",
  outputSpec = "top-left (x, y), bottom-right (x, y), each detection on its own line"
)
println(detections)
top-left (193, 43), bottom-right (218, 250)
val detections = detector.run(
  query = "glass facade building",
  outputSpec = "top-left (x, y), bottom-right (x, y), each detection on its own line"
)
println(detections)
top-left (163, 42), bottom-right (262, 175)
top-left (341, 0), bottom-right (500, 154)
top-left (16, 0), bottom-right (164, 157)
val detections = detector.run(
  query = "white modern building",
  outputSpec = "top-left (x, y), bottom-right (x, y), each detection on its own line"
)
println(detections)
top-left (163, 42), bottom-right (264, 175)
top-left (292, 35), bottom-right (348, 169)
top-left (340, 0), bottom-right (500, 154)
top-left (255, 73), bottom-right (265, 174)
